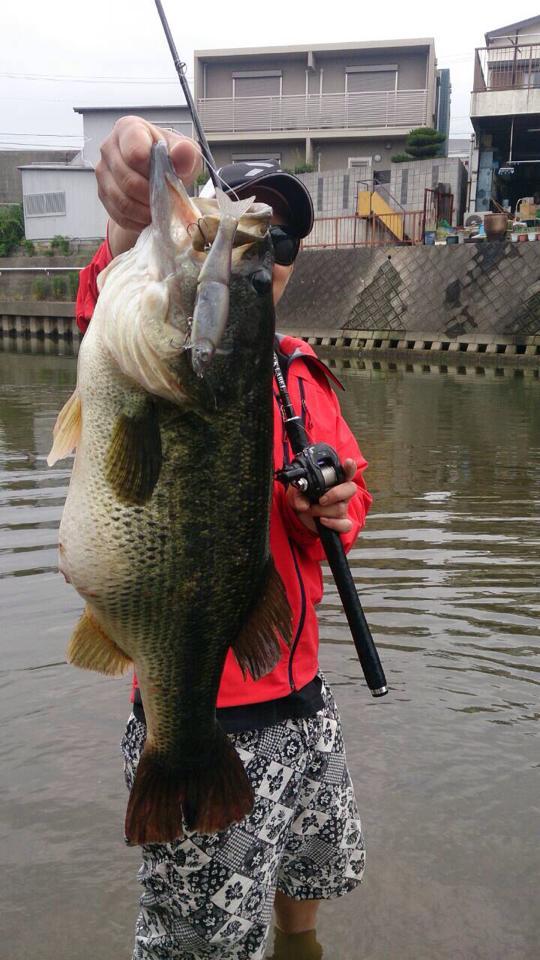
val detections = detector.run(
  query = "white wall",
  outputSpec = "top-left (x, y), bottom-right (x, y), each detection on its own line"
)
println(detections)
top-left (471, 88), bottom-right (540, 119)
top-left (81, 108), bottom-right (193, 166)
top-left (22, 168), bottom-right (107, 240)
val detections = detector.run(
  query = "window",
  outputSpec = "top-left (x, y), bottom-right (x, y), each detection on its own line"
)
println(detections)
top-left (346, 64), bottom-right (398, 93)
top-left (348, 157), bottom-right (372, 168)
top-left (24, 192), bottom-right (66, 217)
top-left (232, 71), bottom-right (282, 98)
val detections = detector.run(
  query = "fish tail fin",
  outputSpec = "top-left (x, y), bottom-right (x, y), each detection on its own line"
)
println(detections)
top-left (216, 188), bottom-right (255, 221)
top-left (124, 730), bottom-right (254, 845)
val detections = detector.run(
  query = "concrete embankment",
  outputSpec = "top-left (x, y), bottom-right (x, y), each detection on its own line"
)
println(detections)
top-left (278, 241), bottom-right (540, 363)
top-left (1, 241), bottom-right (539, 364)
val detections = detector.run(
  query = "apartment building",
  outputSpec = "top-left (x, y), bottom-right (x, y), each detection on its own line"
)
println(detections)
top-left (469, 16), bottom-right (540, 212)
top-left (194, 39), bottom-right (445, 180)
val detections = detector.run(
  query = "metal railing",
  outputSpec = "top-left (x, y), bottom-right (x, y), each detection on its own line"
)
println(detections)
top-left (474, 44), bottom-right (540, 92)
top-left (303, 212), bottom-right (425, 249)
top-left (198, 89), bottom-right (429, 133)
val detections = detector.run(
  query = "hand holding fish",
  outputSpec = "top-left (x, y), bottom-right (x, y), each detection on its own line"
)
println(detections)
top-left (286, 458), bottom-right (358, 534)
top-left (96, 116), bottom-right (201, 253)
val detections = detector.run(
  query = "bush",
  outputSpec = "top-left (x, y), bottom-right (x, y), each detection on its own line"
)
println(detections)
top-left (23, 239), bottom-right (36, 256)
top-left (391, 127), bottom-right (447, 163)
top-left (0, 203), bottom-right (24, 256)
top-left (52, 276), bottom-right (67, 299)
top-left (51, 234), bottom-right (70, 255)
top-left (67, 271), bottom-right (80, 301)
top-left (293, 162), bottom-right (316, 174)
top-left (33, 277), bottom-right (52, 300)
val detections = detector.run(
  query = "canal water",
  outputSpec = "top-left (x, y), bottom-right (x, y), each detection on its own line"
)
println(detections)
top-left (0, 344), bottom-right (538, 960)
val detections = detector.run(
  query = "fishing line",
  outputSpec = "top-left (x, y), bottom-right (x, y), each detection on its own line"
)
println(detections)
top-left (152, 0), bottom-right (388, 698)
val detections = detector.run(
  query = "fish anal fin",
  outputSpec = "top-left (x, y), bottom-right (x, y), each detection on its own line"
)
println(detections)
top-left (47, 390), bottom-right (82, 466)
top-left (124, 729), bottom-right (254, 845)
top-left (105, 402), bottom-right (162, 506)
top-left (232, 559), bottom-right (292, 682)
top-left (67, 606), bottom-right (132, 676)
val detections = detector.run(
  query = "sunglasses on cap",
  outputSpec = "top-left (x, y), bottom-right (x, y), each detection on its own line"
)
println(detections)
top-left (268, 225), bottom-right (301, 266)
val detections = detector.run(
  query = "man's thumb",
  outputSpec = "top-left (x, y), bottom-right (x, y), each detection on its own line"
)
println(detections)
top-left (167, 135), bottom-right (201, 184)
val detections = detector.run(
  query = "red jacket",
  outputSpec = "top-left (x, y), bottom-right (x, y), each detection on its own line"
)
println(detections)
top-left (76, 242), bottom-right (372, 707)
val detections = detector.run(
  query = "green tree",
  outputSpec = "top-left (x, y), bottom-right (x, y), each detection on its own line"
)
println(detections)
top-left (0, 204), bottom-right (24, 256)
top-left (392, 128), bottom-right (447, 163)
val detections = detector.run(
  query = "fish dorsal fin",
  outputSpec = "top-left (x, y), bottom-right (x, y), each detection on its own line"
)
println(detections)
top-left (216, 188), bottom-right (255, 221)
top-left (232, 559), bottom-right (292, 681)
top-left (47, 389), bottom-right (82, 466)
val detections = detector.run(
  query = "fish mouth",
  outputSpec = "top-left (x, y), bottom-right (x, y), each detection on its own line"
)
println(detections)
top-left (149, 142), bottom-right (274, 376)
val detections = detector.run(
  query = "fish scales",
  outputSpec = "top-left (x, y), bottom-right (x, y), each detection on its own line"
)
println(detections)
top-left (49, 142), bottom-right (291, 844)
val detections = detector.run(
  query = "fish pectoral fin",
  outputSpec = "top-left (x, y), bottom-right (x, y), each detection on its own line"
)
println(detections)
top-left (105, 402), bottom-right (162, 505)
top-left (47, 390), bottom-right (82, 466)
top-left (232, 559), bottom-right (292, 681)
top-left (67, 606), bottom-right (132, 676)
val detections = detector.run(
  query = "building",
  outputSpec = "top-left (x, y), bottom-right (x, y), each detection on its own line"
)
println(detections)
top-left (435, 69), bottom-right (451, 156)
top-left (0, 149), bottom-right (77, 205)
top-left (469, 16), bottom-right (540, 213)
top-left (194, 39), bottom-right (447, 180)
top-left (20, 105), bottom-right (192, 241)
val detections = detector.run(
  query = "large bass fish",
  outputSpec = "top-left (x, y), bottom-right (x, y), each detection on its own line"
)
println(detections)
top-left (48, 141), bottom-right (291, 845)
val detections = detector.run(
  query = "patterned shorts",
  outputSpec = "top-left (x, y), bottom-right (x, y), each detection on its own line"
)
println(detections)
top-left (121, 678), bottom-right (366, 960)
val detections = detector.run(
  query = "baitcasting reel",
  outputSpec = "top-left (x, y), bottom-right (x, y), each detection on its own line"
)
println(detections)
top-left (276, 443), bottom-right (345, 503)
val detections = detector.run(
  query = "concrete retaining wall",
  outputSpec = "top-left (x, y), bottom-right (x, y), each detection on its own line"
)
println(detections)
top-left (279, 241), bottom-right (540, 340)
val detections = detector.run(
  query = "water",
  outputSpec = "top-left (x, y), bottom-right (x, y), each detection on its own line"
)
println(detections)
top-left (0, 346), bottom-right (538, 960)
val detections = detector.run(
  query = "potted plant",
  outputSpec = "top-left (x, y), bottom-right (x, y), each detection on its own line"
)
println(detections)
top-left (513, 223), bottom-right (528, 243)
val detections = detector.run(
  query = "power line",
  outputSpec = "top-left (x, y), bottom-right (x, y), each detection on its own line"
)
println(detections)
top-left (1, 71), bottom-right (194, 84)
top-left (0, 131), bottom-right (83, 138)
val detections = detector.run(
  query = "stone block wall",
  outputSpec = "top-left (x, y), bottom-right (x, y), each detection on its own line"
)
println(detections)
top-left (297, 157), bottom-right (468, 225)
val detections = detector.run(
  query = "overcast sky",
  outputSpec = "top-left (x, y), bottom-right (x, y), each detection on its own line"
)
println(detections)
top-left (1, 0), bottom-right (539, 151)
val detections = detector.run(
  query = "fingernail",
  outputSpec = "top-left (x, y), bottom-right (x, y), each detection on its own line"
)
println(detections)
top-left (320, 495), bottom-right (328, 505)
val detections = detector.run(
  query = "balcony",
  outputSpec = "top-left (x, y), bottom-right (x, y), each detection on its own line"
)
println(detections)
top-left (474, 44), bottom-right (540, 92)
top-left (472, 45), bottom-right (540, 120)
top-left (197, 89), bottom-right (429, 135)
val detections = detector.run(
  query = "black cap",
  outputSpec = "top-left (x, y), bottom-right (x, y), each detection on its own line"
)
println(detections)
top-left (200, 161), bottom-right (314, 238)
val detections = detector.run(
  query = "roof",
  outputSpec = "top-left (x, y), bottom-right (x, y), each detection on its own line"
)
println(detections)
top-left (73, 104), bottom-right (189, 114)
top-left (195, 38), bottom-right (435, 60)
top-left (18, 162), bottom-right (93, 171)
top-left (485, 16), bottom-right (540, 40)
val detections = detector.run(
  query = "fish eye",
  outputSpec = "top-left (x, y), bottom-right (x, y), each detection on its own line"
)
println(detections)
top-left (250, 268), bottom-right (272, 296)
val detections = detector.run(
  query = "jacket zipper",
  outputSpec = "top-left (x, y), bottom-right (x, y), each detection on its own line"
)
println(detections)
top-left (287, 537), bottom-right (307, 691)
top-left (274, 352), bottom-right (309, 692)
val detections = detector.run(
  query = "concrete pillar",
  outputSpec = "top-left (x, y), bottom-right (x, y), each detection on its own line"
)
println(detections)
top-left (305, 136), bottom-right (313, 165)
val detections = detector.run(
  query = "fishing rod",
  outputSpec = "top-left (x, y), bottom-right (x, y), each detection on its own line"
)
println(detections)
top-left (154, 0), bottom-right (219, 188)
top-left (153, 0), bottom-right (388, 697)
top-left (273, 356), bottom-right (387, 697)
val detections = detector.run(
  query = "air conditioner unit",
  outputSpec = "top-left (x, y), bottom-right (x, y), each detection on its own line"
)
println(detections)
top-left (464, 211), bottom-right (491, 229)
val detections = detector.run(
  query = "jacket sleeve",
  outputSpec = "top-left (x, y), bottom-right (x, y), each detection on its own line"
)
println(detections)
top-left (277, 376), bottom-right (373, 562)
top-left (75, 237), bottom-right (113, 334)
